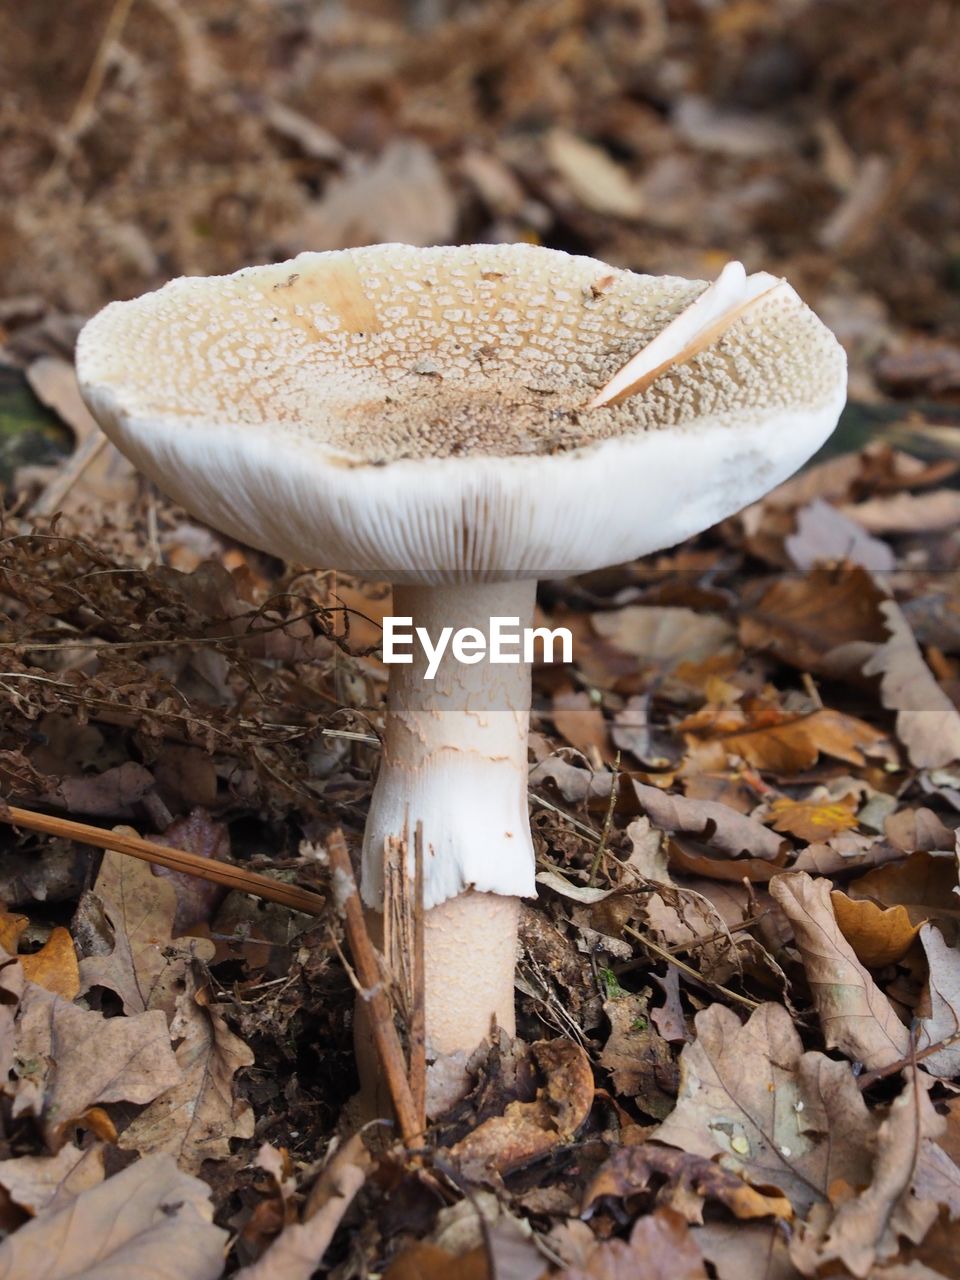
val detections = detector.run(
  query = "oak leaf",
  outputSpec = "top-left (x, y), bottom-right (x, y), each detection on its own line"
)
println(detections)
top-left (559, 1207), bottom-right (707, 1280)
top-left (770, 872), bottom-right (910, 1070)
top-left (0, 1153), bottom-right (226, 1280)
top-left (118, 963), bottom-right (254, 1172)
top-left (863, 600), bottom-right (960, 769)
top-left (78, 847), bottom-right (214, 1018)
top-left (13, 981), bottom-right (181, 1149)
top-left (831, 891), bottom-right (922, 967)
top-left (0, 1143), bottom-right (104, 1215)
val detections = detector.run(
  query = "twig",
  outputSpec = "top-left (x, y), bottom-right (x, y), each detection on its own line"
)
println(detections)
top-left (588, 751), bottom-right (620, 886)
top-left (0, 803), bottom-right (327, 915)
top-left (857, 1026), bottom-right (960, 1091)
top-left (325, 828), bottom-right (420, 1145)
top-left (410, 822), bottom-right (426, 1134)
top-left (622, 923), bottom-right (760, 1011)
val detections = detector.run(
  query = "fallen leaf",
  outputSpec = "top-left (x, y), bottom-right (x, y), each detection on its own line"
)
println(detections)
top-left (789, 1074), bottom-right (946, 1278)
top-left (863, 600), bottom-right (960, 768)
top-left (652, 1002), bottom-right (878, 1214)
top-left (0, 1153), bottom-right (226, 1279)
top-left (19, 928), bottom-right (79, 1000)
top-left (153, 809), bottom-right (230, 934)
top-left (283, 139), bottom-right (456, 253)
top-left (592, 607), bottom-right (733, 667)
top-left (0, 1143), bottom-right (104, 1215)
top-left (546, 129), bottom-right (644, 218)
top-left (559, 1207), bottom-right (707, 1280)
top-left (13, 981), bottom-right (181, 1149)
top-left (915, 925), bottom-right (960, 1078)
top-left (119, 962), bottom-right (254, 1172)
top-left (693, 1221), bottom-right (795, 1280)
top-left (552, 691), bottom-right (610, 761)
top-left (701, 707), bottom-right (889, 774)
top-left (767, 794), bottom-right (860, 842)
top-left (600, 991), bottom-right (677, 1118)
top-left (786, 498), bottom-right (895, 572)
top-left (450, 1040), bottom-right (593, 1177)
top-left (770, 872), bottom-right (910, 1070)
top-left (847, 851), bottom-right (960, 936)
top-left (739, 566), bottom-right (887, 676)
top-left (236, 1132), bottom-right (372, 1280)
top-left (78, 846), bottom-right (215, 1018)
top-left (583, 1143), bottom-right (792, 1223)
top-left (831, 891), bottom-right (923, 967)
top-left (841, 490), bottom-right (960, 534)
top-left (633, 781), bottom-right (785, 861)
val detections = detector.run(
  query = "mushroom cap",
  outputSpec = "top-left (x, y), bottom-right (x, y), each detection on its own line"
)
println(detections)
top-left (77, 243), bottom-right (846, 582)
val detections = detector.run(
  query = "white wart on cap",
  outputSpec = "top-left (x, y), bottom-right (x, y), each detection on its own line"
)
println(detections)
top-left (77, 243), bottom-right (846, 583)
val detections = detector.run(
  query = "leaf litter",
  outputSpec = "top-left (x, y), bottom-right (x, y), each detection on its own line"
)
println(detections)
top-left (3, 0), bottom-right (960, 1275)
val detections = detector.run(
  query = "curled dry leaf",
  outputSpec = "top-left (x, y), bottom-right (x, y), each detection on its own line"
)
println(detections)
top-left (0, 1153), bottom-right (226, 1280)
top-left (12, 981), bottom-right (182, 1150)
top-left (18, 928), bottom-right (79, 1000)
top-left (862, 600), bottom-right (960, 769)
top-left (766, 794), bottom-right (860, 843)
top-left (449, 1039), bottom-right (594, 1177)
top-left (583, 1143), bottom-right (792, 1224)
top-left (78, 846), bottom-right (215, 1018)
top-left (847, 850), bottom-right (960, 938)
top-left (632, 781), bottom-right (784, 861)
top-left (769, 872), bottom-right (910, 1070)
top-left (118, 962), bottom-right (254, 1173)
top-left (831, 891), bottom-right (923, 967)
top-left (591, 606), bottom-right (734, 667)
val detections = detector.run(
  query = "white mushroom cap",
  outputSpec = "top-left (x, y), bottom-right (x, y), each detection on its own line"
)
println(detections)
top-left (77, 243), bottom-right (846, 581)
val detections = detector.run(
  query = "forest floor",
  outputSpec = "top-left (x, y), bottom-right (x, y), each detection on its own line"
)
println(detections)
top-left (2, 2), bottom-right (960, 1277)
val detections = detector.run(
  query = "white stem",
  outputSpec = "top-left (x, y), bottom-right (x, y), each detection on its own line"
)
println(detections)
top-left (360, 578), bottom-right (537, 1055)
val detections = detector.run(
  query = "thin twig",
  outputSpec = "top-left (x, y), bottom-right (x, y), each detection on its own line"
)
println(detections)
top-left (0, 803), bottom-right (326, 915)
top-left (857, 1026), bottom-right (960, 1091)
top-left (588, 752), bottom-right (620, 886)
top-left (410, 822), bottom-right (426, 1134)
top-left (622, 923), bottom-right (760, 1011)
top-left (325, 828), bottom-right (420, 1145)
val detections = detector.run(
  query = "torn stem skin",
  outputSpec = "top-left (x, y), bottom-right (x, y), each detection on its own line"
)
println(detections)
top-left (361, 579), bottom-right (536, 1058)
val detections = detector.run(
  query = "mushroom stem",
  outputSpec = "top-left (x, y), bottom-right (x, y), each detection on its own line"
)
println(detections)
top-left (361, 579), bottom-right (537, 1058)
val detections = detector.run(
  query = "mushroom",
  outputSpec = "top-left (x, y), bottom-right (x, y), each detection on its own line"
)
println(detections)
top-left (76, 243), bottom-right (846, 1092)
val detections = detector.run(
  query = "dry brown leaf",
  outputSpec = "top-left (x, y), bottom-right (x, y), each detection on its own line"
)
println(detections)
top-left (915, 925), bottom-right (960, 1078)
top-left (592, 606), bottom-right (733, 667)
top-left (769, 872), bottom-right (910, 1069)
top-left (739, 566), bottom-right (887, 676)
top-left (546, 129), bottom-right (644, 219)
top-left (863, 600), bottom-right (960, 768)
top-left (841, 490), bottom-right (960, 534)
top-left (786, 498), bottom-right (895, 572)
top-left (450, 1040), bottom-right (593, 1177)
top-left (563, 1207), bottom-right (707, 1280)
top-left (118, 962), bottom-right (253, 1173)
top-left (0, 914), bottom-right (28, 955)
top-left (789, 1075), bottom-right (946, 1279)
top-left (652, 1002), bottom-right (878, 1214)
top-left (583, 1143), bottom-right (792, 1223)
top-left (599, 992), bottom-right (677, 1118)
top-left (13, 981), bottom-right (181, 1149)
top-left (236, 1133), bottom-right (372, 1280)
top-left (552, 691), bottom-right (611, 761)
top-left (19, 928), bottom-right (79, 1000)
top-left (848, 851), bottom-right (960, 937)
top-left (0, 1144), bottom-right (104, 1216)
top-left (831, 891), bottom-right (923, 967)
top-left (693, 1221), bottom-right (796, 1280)
top-left (767, 795), bottom-right (860, 842)
top-left (703, 707), bottom-right (889, 774)
top-left (283, 139), bottom-right (456, 253)
top-left (633, 781), bottom-right (785, 861)
top-left (0, 1153), bottom-right (226, 1280)
top-left (78, 847), bottom-right (215, 1018)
